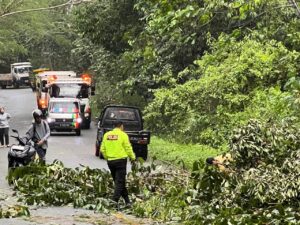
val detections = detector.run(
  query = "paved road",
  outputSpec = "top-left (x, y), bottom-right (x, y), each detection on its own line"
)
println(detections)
top-left (0, 87), bottom-right (108, 188)
top-left (0, 88), bottom-right (144, 225)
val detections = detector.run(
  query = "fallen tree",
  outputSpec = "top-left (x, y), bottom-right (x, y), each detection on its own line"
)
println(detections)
top-left (8, 118), bottom-right (300, 224)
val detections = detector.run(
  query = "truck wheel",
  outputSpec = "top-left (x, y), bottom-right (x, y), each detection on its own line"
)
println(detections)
top-left (99, 151), bottom-right (104, 159)
top-left (85, 122), bottom-right (91, 129)
top-left (95, 142), bottom-right (104, 159)
top-left (13, 82), bottom-right (19, 89)
top-left (75, 129), bottom-right (81, 136)
top-left (95, 142), bottom-right (100, 156)
top-left (1, 85), bottom-right (6, 89)
top-left (140, 145), bottom-right (148, 161)
top-left (133, 145), bottom-right (148, 161)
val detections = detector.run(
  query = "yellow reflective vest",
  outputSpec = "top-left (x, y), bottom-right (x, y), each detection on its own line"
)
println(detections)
top-left (100, 128), bottom-right (136, 161)
top-left (214, 153), bottom-right (232, 172)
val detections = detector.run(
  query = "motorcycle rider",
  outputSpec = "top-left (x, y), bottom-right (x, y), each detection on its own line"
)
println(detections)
top-left (26, 109), bottom-right (50, 163)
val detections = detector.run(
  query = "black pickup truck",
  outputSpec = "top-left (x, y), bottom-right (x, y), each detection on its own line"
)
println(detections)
top-left (95, 105), bottom-right (150, 160)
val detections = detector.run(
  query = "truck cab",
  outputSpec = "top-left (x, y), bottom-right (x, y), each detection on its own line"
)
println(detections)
top-left (35, 71), bottom-right (77, 115)
top-left (47, 74), bottom-right (94, 129)
top-left (95, 105), bottom-right (151, 160)
top-left (30, 68), bottom-right (50, 92)
top-left (11, 62), bottom-right (32, 88)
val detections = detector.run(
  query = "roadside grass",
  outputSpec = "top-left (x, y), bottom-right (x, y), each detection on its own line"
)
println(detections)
top-left (149, 136), bottom-right (226, 170)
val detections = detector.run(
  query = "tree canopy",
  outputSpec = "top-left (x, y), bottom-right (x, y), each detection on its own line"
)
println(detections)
top-left (72, 0), bottom-right (300, 146)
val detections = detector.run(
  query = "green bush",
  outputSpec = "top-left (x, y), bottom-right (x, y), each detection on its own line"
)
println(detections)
top-left (145, 37), bottom-right (300, 147)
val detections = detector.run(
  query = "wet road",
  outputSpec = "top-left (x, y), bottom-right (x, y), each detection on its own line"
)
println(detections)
top-left (0, 88), bottom-right (108, 188)
top-left (0, 88), bottom-right (131, 225)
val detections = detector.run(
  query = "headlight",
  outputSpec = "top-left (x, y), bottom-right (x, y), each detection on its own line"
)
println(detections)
top-left (47, 118), bottom-right (54, 123)
top-left (75, 118), bottom-right (82, 123)
top-left (84, 113), bottom-right (90, 117)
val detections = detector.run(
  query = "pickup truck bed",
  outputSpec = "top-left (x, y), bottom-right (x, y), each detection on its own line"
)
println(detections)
top-left (95, 105), bottom-right (151, 160)
top-left (0, 73), bottom-right (13, 89)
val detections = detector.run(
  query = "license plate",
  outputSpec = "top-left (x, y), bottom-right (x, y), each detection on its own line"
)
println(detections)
top-left (25, 80), bottom-right (29, 83)
top-left (59, 123), bottom-right (70, 127)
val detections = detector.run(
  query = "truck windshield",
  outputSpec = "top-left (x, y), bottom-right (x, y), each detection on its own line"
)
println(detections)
top-left (105, 108), bottom-right (137, 121)
top-left (49, 102), bottom-right (79, 114)
top-left (50, 83), bottom-right (89, 98)
top-left (16, 67), bottom-right (32, 74)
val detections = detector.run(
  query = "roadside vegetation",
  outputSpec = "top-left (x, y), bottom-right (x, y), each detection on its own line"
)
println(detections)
top-left (1, 0), bottom-right (300, 224)
top-left (8, 118), bottom-right (300, 224)
top-left (149, 136), bottom-right (224, 169)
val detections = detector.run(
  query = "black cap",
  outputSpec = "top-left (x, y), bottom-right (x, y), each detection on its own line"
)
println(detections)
top-left (206, 157), bottom-right (215, 165)
top-left (115, 120), bottom-right (123, 127)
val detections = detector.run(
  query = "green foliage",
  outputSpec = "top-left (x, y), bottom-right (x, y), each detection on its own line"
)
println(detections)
top-left (145, 37), bottom-right (300, 147)
top-left (149, 136), bottom-right (224, 169)
top-left (0, 0), bottom-right (77, 70)
top-left (72, 0), bottom-right (146, 108)
top-left (9, 119), bottom-right (300, 224)
top-left (231, 119), bottom-right (300, 169)
top-left (190, 119), bottom-right (300, 224)
top-left (10, 161), bottom-right (113, 209)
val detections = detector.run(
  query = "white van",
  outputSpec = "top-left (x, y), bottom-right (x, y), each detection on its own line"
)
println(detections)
top-left (47, 98), bottom-right (82, 136)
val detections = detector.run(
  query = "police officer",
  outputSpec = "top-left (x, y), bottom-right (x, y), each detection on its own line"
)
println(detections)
top-left (206, 153), bottom-right (232, 172)
top-left (100, 120), bottom-right (135, 207)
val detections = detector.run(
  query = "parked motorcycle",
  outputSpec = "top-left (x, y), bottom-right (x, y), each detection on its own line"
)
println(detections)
top-left (8, 129), bottom-right (36, 169)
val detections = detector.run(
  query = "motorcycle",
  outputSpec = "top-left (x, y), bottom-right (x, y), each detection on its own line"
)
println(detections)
top-left (8, 129), bottom-right (36, 169)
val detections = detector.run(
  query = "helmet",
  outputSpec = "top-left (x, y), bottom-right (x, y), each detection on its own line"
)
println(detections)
top-left (32, 109), bottom-right (43, 119)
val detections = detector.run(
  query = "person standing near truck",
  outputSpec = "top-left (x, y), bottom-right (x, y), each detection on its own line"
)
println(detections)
top-left (0, 107), bottom-right (11, 147)
top-left (100, 120), bottom-right (136, 208)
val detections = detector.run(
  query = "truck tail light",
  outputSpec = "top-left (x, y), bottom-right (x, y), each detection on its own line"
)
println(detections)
top-left (85, 107), bottom-right (91, 117)
top-left (48, 75), bottom-right (57, 83)
top-left (85, 107), bottom-right (91, 113)
top-left (138, 138), bottom-right (148, 145)
top-left (81, 74), bottom-right (92, 84)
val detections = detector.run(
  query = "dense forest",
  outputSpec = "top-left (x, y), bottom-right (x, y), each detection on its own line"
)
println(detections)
top-left (1, 0), bottom-right (299, 147)
top-left (2, 0), bottom-right (300, 223)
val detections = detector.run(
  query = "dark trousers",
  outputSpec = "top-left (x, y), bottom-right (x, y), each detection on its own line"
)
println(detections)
top-left (0, 127), bottom-right (9, 145)
top-left (35, 146), bottom-right (47, 163)
top-left (107, 158), bottom-right (129, 203)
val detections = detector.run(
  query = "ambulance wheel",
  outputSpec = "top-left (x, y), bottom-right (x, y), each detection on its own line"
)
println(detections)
top-left (75, 129), bottom-right (81, 136)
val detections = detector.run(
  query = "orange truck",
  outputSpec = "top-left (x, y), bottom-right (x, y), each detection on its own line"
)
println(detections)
top-left (35, 71), bottom-right (77, 115)
top-left (30, 68), bottom-right (50, 92)
top-left (46, 74), bottom-right (94, 129)
top-left (35, 72), bottom-right (94, 129)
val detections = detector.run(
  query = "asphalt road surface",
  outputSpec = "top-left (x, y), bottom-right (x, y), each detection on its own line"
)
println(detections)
top-left (0, 87), bottom-right (108, 187)
top-left (0, 88), bottom-right (146, 225)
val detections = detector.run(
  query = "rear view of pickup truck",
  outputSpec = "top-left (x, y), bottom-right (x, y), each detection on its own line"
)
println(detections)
top-left (95, 105), bottom-right (150, 160)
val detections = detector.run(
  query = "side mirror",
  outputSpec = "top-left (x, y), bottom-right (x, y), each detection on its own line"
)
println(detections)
top-left (12, 129), bottom-right (18, 133)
